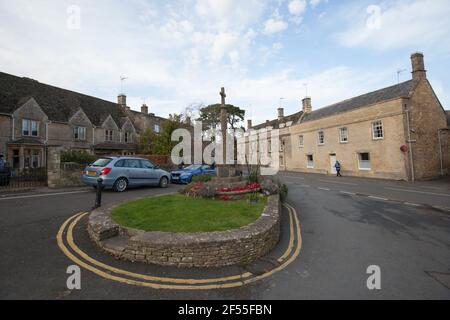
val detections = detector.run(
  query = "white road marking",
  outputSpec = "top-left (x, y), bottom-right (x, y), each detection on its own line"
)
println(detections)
top-left (318, 187), bottom-right (330, 191)
top-left (385, 187), bottom-right (450, 197)
top-left (0, 190), bottom-right (90, 201)
top-left (368, 196), bottom-right (388, 201)
top-left (318, 179), bottom-right (358, 186)
top-left (340, 191), bottom-right (356, 195)
top-left (404, 202), bottom-right (423, 207)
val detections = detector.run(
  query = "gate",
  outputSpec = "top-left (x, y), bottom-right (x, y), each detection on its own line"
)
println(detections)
top-left (0, 167), bottom-right (47, 192)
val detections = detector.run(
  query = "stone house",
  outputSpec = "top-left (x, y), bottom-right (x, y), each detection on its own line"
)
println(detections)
top-left (247, 53), bottom-right (450, 181)
top-left (0, 72), bottom-right (165, 170)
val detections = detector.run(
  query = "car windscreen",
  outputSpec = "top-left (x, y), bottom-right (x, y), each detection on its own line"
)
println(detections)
top-left (91, 158), bottom-right (112, 167)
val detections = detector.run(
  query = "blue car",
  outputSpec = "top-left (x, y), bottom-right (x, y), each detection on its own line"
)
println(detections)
top-left (170, 164), bottom-right (216, 184)
top-left (82, 156), bottom-right (171, 192)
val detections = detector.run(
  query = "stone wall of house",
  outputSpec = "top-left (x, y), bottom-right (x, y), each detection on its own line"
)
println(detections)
top-left (0, 115), bottom-right (11, 157)
top-left (88, 195), bottom-right (281, 268)
top-left (409, 79), bottom-right (450, 179)
top-left (286, 98), bottom-right (409, 180)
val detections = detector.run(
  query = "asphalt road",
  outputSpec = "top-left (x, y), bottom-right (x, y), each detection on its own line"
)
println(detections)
top-left (0, 173), bottom-right (449, 300)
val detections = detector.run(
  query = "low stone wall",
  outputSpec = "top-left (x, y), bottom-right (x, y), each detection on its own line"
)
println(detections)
top-left (88, 194), bottom-right (281, 268)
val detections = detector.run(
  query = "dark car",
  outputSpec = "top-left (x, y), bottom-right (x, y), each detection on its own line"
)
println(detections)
top-left (170, 164), bottom-right (216, 184)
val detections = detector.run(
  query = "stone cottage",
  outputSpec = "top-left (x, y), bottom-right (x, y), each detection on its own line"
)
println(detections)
top-left (0, 72), bottom-right (165, 170)
top-left (247, 53), bottom-right (450, 181)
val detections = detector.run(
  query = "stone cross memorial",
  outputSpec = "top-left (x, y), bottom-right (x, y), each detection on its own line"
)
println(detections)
top-left (216, 87), bottom-right (236, 178)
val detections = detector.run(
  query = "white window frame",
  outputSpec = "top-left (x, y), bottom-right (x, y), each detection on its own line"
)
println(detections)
top-left (299, 135), bottom-right (304, 148)
top-left (339, 127), bottom-right (348, 143)
top-left (372, 121), bottom-right (384, 140)
top-left (306, 154), bottom-right (314, 169)
top-left (318, 131), bottom-right (325, 145)
top-left (125, 132), bottom-right (132, 143)
top-left (105, 130), bottom-right (113, 142)
top-left (154, 124), bottom-right (160, 133)
top-left (74, 126), bottom-right (86, 141)
top-left (358, 152), bottom-right (371, 171)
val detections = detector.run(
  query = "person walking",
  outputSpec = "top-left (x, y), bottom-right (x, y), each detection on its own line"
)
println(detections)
top-left (334, 160), bottom-right (342, 177)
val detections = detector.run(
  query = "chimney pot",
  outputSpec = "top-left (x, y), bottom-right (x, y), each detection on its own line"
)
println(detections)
top-left (278, 108), bottom-right (284, 121)
top-left (141, 104), bottom-right (148, 115)
top-left (302, 97), bottom-right (312, 113)
top-left (247, 119), bottom-right (252, 129)
top-left (411, 52), bottom-right (426, 81)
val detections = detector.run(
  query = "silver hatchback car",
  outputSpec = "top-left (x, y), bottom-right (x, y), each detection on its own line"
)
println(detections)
top-left (82, 156), bottom-right (171, 192)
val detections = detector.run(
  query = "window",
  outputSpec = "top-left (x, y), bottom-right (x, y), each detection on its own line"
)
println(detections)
top-left (22, 119), bottom-right (39, 137)
top-left (154, 124), bottom-right (160, 133)
top-left (74, 127), bottom-right (86, 141)
top-left (22, 119), bottom-right (30, 136)
top-left (358, 153), bottom-right (371, 170)
top-left (140, 160), bottom-right (155, 169)
top-left (299, 135), bottom-right (304, 147)
top-left (372, 121), bottom-right (384, 140)
top-left (124, 159), bottom-right (141, 168)
top-left (339, 127), bottom-right (348, 143)
top-left (105, 130), bottom-right (113, 142)
top-left (124, 132), bottom-right (132, 143)
top-left (307, 155), bottom-right (314, 168)
top-left (318, 131), bottom-right (325, 145)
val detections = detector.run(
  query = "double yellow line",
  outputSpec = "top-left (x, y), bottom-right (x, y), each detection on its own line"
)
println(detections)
top-left (56, 203), bottom-right (302, 290)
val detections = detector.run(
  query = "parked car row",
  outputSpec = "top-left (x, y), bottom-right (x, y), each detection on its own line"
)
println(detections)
top-left (81, 156), bottom-right (216, 192)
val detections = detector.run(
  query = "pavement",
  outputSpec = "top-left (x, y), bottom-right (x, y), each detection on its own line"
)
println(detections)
top-left (0, 173), bottom-right (449, 300)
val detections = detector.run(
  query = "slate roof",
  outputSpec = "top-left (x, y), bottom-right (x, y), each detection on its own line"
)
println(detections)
top-left (250, 80), bottom-right (415, 130)
top-left (301, 80), bottom-right (414, 123)
top-left (0, 71), bottom-right (130, 127)
top-left (251, 111), bottom-right (303, 130)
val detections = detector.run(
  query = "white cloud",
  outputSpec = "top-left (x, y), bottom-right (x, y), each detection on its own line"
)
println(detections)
top-left (337, 0), bottom-right (450, 50)
top-left (263, 18), bottom-right (288, 35)
top-left (288, 0), bottom-right (307, 15)
top-left (310, 0), bottom-right (326, 8)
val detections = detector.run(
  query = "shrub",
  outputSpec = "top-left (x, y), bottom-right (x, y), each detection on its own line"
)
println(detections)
top-left (279, 183), bottom-right (289, 201)
top-left (248, 169), bottom-right (260, 183)
top-left (192, 174), bottom-right (213, 183)
top-left (61, 150), bottom-right (97, 165)
top-left (182, 182), bottom-right (216, 199)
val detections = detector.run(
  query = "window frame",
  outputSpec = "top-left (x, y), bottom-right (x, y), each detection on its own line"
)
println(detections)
top-left (358, 152), bottom-right (371, 171)
top-left (105, 129), bottom-right (113, 142)
top-left (154, 124), bottom-right (160, 133)
top-left (372, 121), bottom-right (384, 140)
top-left (22, 119), bottom-right (30, 136)
top-left (339, 127), bottom-right (348, 144)
top-left (74, 126), bottom-right (87, 141)
top-left (318, 130), bottom-right (325, 145)
top-left (298, 135), bottom-right (304, 148)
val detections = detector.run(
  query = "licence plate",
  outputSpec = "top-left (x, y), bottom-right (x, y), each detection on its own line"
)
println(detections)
top-left (87, 171), bottom-right (97, 176)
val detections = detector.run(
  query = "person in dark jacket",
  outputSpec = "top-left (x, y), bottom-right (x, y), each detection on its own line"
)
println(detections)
top-left (334, 160), bottom-right (342, 177)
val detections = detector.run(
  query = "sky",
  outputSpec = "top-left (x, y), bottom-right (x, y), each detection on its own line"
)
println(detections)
top-left (1, 0), bottom-right (449, 125)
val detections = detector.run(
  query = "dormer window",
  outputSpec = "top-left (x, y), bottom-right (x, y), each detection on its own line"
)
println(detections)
top-left (22, 119), bottom-right (39, 137)
top-left (124, 132), bottom-right (132, 143)
top-left (74, 127), bottom-right (86, 141)
top-left (105, 130), bottom-right (113, 142)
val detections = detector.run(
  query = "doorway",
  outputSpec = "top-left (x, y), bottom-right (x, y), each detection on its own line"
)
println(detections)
top-left (330, 154), bottom-right (337, 175)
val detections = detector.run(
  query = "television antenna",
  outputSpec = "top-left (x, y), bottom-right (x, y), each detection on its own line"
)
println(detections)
top-left (397, 69), bottom-right (406, 84)
top-left (120, 76), bottom-right (128, 94)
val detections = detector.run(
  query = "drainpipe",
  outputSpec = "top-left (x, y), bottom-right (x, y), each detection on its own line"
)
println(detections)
top-left (11, 115), bottom-right (15, 140)
top-left (438, 129), bottom-right (444, 176)
top-left (405, 107), bottom-right (415, 182)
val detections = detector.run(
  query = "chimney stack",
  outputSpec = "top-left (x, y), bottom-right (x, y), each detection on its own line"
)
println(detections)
top-left (141, 104), bottom-right (148, 115)
top-left (247, 119), bottom-right (252, 129)
top-left (411, 52), bottom-right (426, 81)
top-left (118, 94), bottom-right (127, 107)
top-left (278, 108), bottom-right (284, 121)
top-left (302, 97), bottom-right (312, 113)
top-left (186, 116), bottom-right (191, 126)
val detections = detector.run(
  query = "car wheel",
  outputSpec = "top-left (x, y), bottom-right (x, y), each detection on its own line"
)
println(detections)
top-left (159, 176), bottom-right (169, 188)
top-left (114, 177), bottom-right (128, 192)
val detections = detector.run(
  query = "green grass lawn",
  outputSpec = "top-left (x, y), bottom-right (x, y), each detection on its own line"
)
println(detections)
top-left (111, 194), bottom-right (267, 233)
